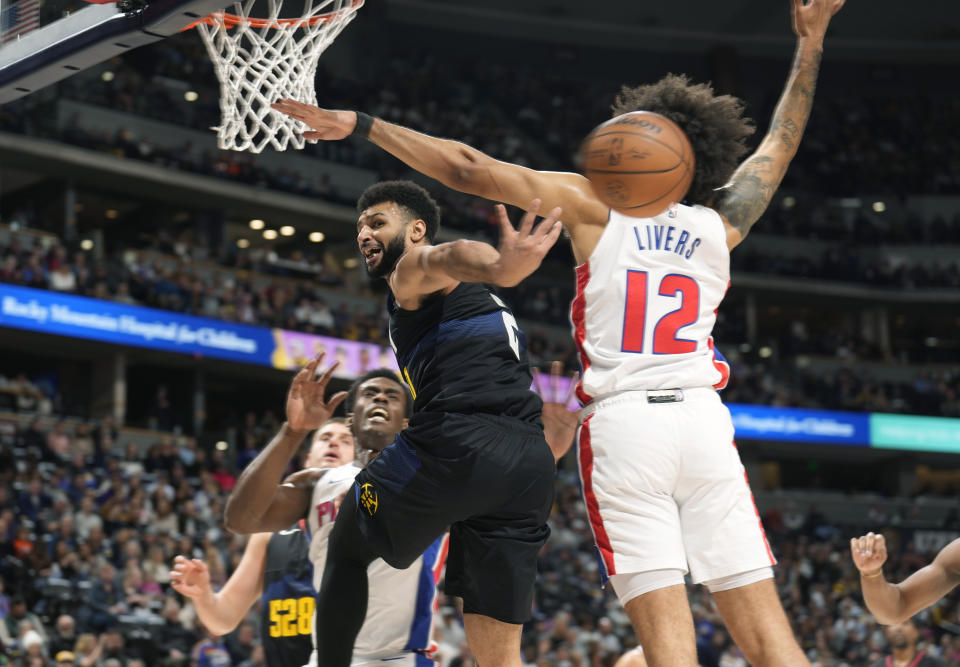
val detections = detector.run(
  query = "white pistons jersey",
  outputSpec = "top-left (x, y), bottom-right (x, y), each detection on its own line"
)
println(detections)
top-left (572, 203), bottom-right (731, 404)
top-left (306, 463), bottom-right (448, 665)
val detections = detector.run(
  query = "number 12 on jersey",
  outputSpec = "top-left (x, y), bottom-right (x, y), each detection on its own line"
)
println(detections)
top-left (621, 270), bottom-right (700, 354)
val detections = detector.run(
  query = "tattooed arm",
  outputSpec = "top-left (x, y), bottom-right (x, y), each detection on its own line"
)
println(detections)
top-left (718, 0), bottom-right (845, 250)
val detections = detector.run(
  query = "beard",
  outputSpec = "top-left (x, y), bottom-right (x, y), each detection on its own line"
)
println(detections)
top-left (365, 231), bottom-right (407, 279)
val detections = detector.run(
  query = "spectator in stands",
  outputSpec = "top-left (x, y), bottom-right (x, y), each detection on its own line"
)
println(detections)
top-left (18, 478), bottom-right (52, 524)
top-left (46, 422), bottom-right (71, 460)
top-left (5, 597), bottom-right (48, 649)
top-left (100, 628), bottom-right (131, 667)
top-left (49, 615), bottom-right (78, 657)
top-left (148, 386), bottom-right (178, 432)
top-left (192, 625), bottom-right (232, 667)
top-left (55, 649), bottom-right (78, 667)
top-left (72, 633), bottom-right (104, 667)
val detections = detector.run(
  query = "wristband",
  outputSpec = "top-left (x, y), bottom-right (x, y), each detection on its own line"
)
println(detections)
top-left (353, 112), bottom-right (375, 139)
top-left (861, 569), bottom-right (884, 579)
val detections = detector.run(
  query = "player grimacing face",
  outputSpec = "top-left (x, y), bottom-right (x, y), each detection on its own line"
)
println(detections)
top-left (349, 376), bottom-right (409, 451)
top-left (357, 202), bottom-right (416, 279)
top-left (305, 422), bottom-right (355, 468)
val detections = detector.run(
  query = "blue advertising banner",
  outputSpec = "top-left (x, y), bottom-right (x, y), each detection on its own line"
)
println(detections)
top-left (726, 402), bottom-right (871, 446)
top-left (3, 284), bottom-right (958, 455)
top-left (0, 283), bottom-right (276, 365)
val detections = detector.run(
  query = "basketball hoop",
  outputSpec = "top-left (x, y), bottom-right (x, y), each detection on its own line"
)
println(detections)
top-left (187, 0), bottom-right (362, 153)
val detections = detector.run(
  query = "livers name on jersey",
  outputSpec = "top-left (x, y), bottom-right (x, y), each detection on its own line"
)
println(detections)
top-left (633, 224), bottom-right (701, 260)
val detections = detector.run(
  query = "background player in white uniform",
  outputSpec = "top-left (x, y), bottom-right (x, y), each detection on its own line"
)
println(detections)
top-left (219, 365), bottom-right (447, 666)
top-left (169, 420), bottom-right (355, 667)
top-left (270, 1), bottom-right (845, 664)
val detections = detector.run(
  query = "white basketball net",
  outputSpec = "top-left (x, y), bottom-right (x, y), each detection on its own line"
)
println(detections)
top-left (196, 0), bottom-right (362, 153)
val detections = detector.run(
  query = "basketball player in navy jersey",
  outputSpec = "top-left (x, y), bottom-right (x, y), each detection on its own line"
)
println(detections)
top-left (272, 1), bottom-right (845, 665)
top-left (229, 185), bottom-right (561, 667)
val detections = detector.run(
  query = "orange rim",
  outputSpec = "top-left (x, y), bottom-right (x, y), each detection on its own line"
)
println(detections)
top-left (182, 0), bottom-right (361, 30)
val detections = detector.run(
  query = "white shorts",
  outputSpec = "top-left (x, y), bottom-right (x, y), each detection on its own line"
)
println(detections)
top-left (576, 388), bottom-right (776, 584)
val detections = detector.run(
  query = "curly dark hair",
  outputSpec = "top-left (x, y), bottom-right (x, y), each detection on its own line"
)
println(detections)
top-left (356, 180), bottom-right (441, 243)
top-left (612, 74), bottom-right (755, 206)
top-left (344, 369), bottom-right (413, 419)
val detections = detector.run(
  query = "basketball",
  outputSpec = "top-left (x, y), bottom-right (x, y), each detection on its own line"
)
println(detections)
top-left (580, 111), bottom-right (695, 218)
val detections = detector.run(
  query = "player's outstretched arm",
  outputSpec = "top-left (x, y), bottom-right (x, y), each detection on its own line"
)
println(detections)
top-left (718, 0), bottom-right (845, 250)
top-left (390, 200), bottom-right (562, 304)
top-left (224, 354), bottom-right (347, 534)
top-left (170, 533), bottom-right (271, 635)
top-left (852, 533), bottom-right (960, 624)
top-left (270, 100), bottom-right (607, 230)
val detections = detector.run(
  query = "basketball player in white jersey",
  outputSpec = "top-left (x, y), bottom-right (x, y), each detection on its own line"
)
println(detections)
top-left (221, 365), bottom-right (447, 666)
top-left (271, 1), bottom-right (845, 664)
top-left (170, 420), bottom-right (354, 667)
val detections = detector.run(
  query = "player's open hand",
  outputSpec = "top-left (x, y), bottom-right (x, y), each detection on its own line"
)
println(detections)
top-left (851, 532), bottom-right (888, 577)
top-left (490, 200), bottom-right (563, 287)
top-left (286, 353), bottom-right (348, 433)
top-left (170, 555), bottom-right (211, 599)
top-left (271, 99), bottom-right (357, 141)
top-left (533, 361), bottom-right (581, 462)
top-left (791, 0), bottom-right (846, 40)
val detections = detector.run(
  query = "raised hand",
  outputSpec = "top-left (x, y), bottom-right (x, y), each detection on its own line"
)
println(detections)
top-left (270, 99), bottom-right (357, 141)
top-left (490, 200), bottom-right (563, 287)
top-left (791, 0), bottom-right (846, 40)
top-left (851, 532), bottom-right (888, 576)
top-left (532, 361), bottom-right (581, 462)
top-left (170, 555), bottom-right (211, 599)
top-left (286, 353), bottom-right (348, 433)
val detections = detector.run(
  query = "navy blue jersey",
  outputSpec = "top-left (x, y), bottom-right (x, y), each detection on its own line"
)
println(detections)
top-left (387, 282), bottom-right (542, 431)
top-left (261, 522), bottom-right (314, 667)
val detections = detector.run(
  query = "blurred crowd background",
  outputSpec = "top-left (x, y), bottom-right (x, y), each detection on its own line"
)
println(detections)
top-left (1, 0), bottom-right (959, 665)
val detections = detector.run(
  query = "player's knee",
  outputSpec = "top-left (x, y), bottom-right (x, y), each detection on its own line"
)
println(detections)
top-left (609, 569), bottom-right (686, 606)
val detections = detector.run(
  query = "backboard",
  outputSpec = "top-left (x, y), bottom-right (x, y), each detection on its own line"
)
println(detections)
top-left (0, 0), bottom-right (232, 104)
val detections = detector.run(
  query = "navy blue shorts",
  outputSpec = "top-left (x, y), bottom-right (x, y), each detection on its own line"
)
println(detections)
top-left (351, 413), bottom-right (555, 624)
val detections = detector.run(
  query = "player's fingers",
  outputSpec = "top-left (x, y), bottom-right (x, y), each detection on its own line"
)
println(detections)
top-left (290, 366), bottom-right (311, 395)
top-left (306, 353), bottom-right (327, 379)
top-left (541, 220), bottom-right (563, 248)
top-left (531, 367), bottom-right (545, 397)
top-left (564, 370), bottom-right (580, 406)
top-left (539, 206), bottom-right (563, 230)
top-left (315, 360), bottom-right (340, 387)
top-left (494, 204), bottom-right (515, 238)
top-left (326, 391), bottom-right (349, 412)
top-left (548, 360), bottom-right (563, 399)
top-left (518, 199), bottom-right (542, 236)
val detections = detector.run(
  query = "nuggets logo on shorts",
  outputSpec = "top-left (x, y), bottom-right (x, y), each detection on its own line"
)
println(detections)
top-left (359, 483), bottom-right (378, 516)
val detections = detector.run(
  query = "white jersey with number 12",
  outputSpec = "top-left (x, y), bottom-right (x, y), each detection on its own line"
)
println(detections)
top-left (572, 203), bottom-right (731, 403)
